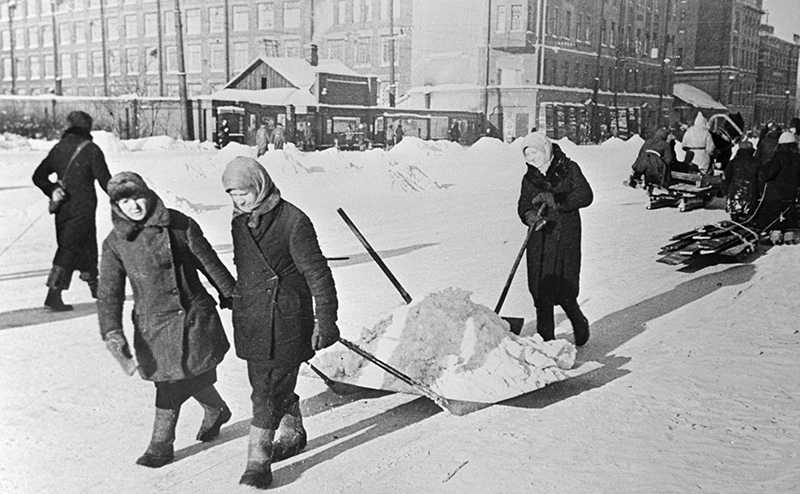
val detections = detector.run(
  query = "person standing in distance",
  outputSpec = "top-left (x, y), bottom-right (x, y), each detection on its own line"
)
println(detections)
top-left (32, 110), bottom-right (111, 311)
top-left (222, 157), bottom-right (339, 489)
top-left (517, 132), bottom-right (594, 346)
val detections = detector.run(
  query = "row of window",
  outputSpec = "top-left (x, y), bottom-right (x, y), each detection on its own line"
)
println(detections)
top-left (336, 0), bottom-right (400, 25)
top-left (542, 58), bottom-right (671, 95)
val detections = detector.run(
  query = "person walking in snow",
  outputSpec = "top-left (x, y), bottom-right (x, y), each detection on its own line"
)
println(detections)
top-left (221, 157), bottom-right (339, 489)
top-left (517, 132), bottom-right (594, 347)
top-left (755, 132), bottom-right (800, 244)
top-left (256, 122), bottom-right (270, 157)
top-left (32, 110), bottom-right (111, 311)
top-left (628, 127), bottom-right (675, 188)
top-left (722, 140), bottom-right (762, 223)
top-left (681, 112), bottom-right (716, 174)
top-left (97, 172), bottom-right (236, 468)
top-left (270, 123), bottom-right (285, 150)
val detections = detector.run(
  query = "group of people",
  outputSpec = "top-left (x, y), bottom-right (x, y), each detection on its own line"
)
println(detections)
top-left (34, 112), bottom-right (339, 489)
top-left (255, 122), bottom-right (286, 156)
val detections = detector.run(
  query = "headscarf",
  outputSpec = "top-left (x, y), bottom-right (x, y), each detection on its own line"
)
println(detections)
top-left (107, 171), bottom-right (166, 240)
top-left (221, 156), bottom-right (282, 229)
top-left (521, 132), bottom-right (553, 173)
top-left (693, 111), bottom-right (708, 129)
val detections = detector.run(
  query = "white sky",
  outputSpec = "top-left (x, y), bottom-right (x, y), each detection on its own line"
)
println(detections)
top-left (761, 0), bottom-right (800, 43)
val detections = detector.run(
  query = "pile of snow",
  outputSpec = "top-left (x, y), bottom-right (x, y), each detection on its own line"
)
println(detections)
top-left (315, 288), bottom-right (576, 403)
top-left (91, 131), bottom-right (131, 154)
top-left (0, 133), bottom-right (32, 152)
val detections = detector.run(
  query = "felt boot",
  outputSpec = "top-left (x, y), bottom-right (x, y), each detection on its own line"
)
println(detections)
top-left (45, 266), bottom-right (73, 311)
top-left (239, 426), bottom-right (275, 489)
top-left (44, 288), bottom-right (73, 312)
top-left (535, 304), bottom-right (555, 341)
top-left (563, 299), bottom-right (590, 347)
top-left (272, 397), bottom-right (307, 462)
top-left (193, 386), bottom-right (231, 442)
top-left (136, 407), bottom-right (179, 468)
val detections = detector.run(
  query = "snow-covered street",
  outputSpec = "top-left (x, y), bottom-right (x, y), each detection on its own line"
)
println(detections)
top-left (1, 134), bottom-right (799, 493)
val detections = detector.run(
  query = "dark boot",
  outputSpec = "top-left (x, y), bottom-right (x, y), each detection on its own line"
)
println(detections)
top-left (80, 272), bottom-right (99, 299)
top-left (562, 299), bottom-right (590, 347)
top-left (272, 397), bottom-right (307, 462)
top-left (535, 304), bottom-right (555, 341)
top-left (44, 288), bottom-right (73, 312)
top-left (239, 426), bottom-right (275, 489)
top-left (193, 386), bottom-right (232, 442)
top-left (136, 408), bottom-right (179, 468)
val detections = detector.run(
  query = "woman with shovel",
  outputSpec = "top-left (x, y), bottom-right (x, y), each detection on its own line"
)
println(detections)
top-left (222, 156), bottom-right (339, 489)
top-left (517, 132), bottom-right (593, 346)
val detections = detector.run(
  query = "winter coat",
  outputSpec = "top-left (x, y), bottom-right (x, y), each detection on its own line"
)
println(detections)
top-left (32, 128), bottom-right (111, 272)
top-left (681, 114), bottom-right (716, 174)
top-left (632, 129), bottom-right (674, 186)
top-left (97, 198), bottom-right (236, 382)
top-left (271, 126), bottom-right (285, 150)
top-left (231, 200), bottom-right (337, 365)
top-left (517, 144), bottom-right (594, 306)
top-left (722, 147), bottom-right (762, 219)
top-left (256, 126), bottom-right (269, 157)
top-left (755, 145), bottom-right (800, 231)
top-left (755, 129), bottom-right (781, 166)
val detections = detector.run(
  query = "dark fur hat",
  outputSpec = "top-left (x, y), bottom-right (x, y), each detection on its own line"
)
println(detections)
top-left (108, 172), bottom-right (151, 202)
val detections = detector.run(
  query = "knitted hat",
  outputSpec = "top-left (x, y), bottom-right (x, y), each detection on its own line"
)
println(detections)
top-left (107, 171), bottom-right (152, 202)
top-left (778, 131), bottom-right (796, 144)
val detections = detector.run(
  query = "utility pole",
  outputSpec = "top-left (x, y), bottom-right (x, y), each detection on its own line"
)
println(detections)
top-left (174, 0), bottom-right (193, 140)
top-left (388, 0), bottom-right (396, 107)
top-left (483, 0), bottom-right (492, 120)
top-left (50, 0), bottom-right (61, 95)
top-left (100, 0), bottom-right (109, 96)
top-left (156, 0), bottom-right (164, 96)
top-left (591, 0), bottom-right (606, 143)
top-left (8, 0), bottom-right (16, 95)
top-left (224, 0), bottom-right (231, 81)
top-left (658, 0), bottom-right (672, 128)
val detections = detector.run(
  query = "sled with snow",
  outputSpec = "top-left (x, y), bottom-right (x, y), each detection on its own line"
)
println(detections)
top-left (656, 220), bottom-right (760, 265)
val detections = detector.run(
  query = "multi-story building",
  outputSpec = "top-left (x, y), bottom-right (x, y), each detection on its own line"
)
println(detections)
top-left (754, 25), bottom-right (799, 126)
top-left (0, 0), bottom-right (410, 101)
top-left (673, 0), bottom-right (763, 126)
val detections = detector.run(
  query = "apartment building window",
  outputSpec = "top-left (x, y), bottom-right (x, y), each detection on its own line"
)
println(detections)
top-left (576, 14), bottom-right (583, 41)
top-left (144, 13), bottom-right (157, 37)
top-left (15, 28), bottom-right (24, 49)
top-left (43, 25), bottom-right (53, 47)
top-left (124, 15), bottom-right (137, 39)
top-left (77, 52), bottom-right (88, 77)
top-left (380, 0), bottom-right (387, 20)
top-left (365, 0), bottom-right (372, 22)
top-left (393, 0), bottom-right (399, 19)
top-left (338, 1), bottom-right (347, 25)
top-left (166, 45), bottom-right (177, 72)
top-left (496, 5), bottom-right (506, 32)
top-left (234, 41), bottom-right (249, 71)
top-left (284, 2), bottom-right (300, 29)
top-left (354, 0), bottom-right (362, 23)
top-left (328, 38), bottom-right (345, 62)
top-left (108, 17), bottom-right (118, 41)
top-left (92, 51), bottom-right (103, 75)
top-left (355, 36), bottom-right (370, 66)
top-left (30, 55), bottom-right (40, 79)
top-left (210, 43), bottom-right (224, 71)
top-left (610, 21), bottom-right (616, 47)
top-left (28, 26), bottom-right (38, 48)
top-left (74, 0), bottom-right (84, 11)
top-left (187, 43), bottom-right (201, 73)
top-left (107, 0), bottom-right (118, 6)
top-left (564, 10), bottom-right (571, 38)
top-left (189, 83), bottom-right (202, 97)
top-left (546, 7), bottom-right (558, 36)
top-left (381, 35), bottom-right (395, 65)
top-left (75, 22), bottom-right (85, 44)
top-left (109, 49), bottom-right (120, 74)
top-left (88, 0), bottom-right (100, 9)
top-left (586, 15), bottom-right (592, 42)
top-left (257, 3), bottom-right (274, 30)
top-left (90, 20), bottom-right (101, 42)
top-left (2, 58), bottom-right (10, 80)
top-left (16, 56), bottom-right (25, 80)
top-left (165, 10), bottom-right (176, 35)
top-left (126, 47), bottom-right (138, 74)
top-left (209, 7), bottom-right (224, 33)
top-left (186, 9), bottom-right (201, 34)
top-left (1, 31), bottom-right (8, 51)
top-left (284, 38), bottom-right (301, 57)
top-left (61, 53), bottom-right (72, 78)
top-left (233, 5), bottom-right (248, 32)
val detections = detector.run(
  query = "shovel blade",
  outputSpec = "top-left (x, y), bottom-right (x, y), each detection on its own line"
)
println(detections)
top-left (502, 317), bottom-right (524, 335)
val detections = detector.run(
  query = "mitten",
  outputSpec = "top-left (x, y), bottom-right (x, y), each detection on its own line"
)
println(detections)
top-left (311, 320), bottom-right (340, 350)
top-left (104, 330), bottom-right (137, 376)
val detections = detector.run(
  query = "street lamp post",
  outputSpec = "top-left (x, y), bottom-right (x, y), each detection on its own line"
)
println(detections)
top-left (50, 0), bottom-right (61, 95)
top-left (8, 0), bottom-right (17, 95)
top-left (784, 89), bottom-right (791, 126)
top-left (590, 0), bottom-right (606, 143)
top-left (173, 0), bottom-right (193, 140)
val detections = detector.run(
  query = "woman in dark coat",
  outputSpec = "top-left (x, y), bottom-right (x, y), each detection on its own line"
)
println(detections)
top-left (755, 132), bottom-right (800, 244)
top-left (97, 172), bottom-right (237, 468)
top-left (517, 133), bottom-right (594, 346)
top-left (629, 127), bottom-right (675, 187)
top-left (32, 111), bottom-right (111, 311)
top-left (222, 157), bottom-right (339, 489)
top-left (722, 140), bottom-right (762, 223)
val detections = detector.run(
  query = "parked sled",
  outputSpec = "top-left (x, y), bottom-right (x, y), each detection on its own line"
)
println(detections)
top-left (656, 220), bottom-right (760, 265)
top-left (627, 171), bottom-right (723, 212)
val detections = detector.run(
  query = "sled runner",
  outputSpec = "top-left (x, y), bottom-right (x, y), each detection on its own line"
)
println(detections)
top-left (656, 220), bottom-right (760, 265)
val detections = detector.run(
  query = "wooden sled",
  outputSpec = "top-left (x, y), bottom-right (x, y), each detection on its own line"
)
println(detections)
top-left (657, 220), bottom-right (760, 265)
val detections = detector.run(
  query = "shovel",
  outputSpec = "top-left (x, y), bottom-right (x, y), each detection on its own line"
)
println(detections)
top-left (494, 205), bottom-right (547, 335)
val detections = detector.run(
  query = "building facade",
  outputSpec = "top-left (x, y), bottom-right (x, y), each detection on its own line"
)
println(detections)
top-left (753, 25), bottom-right (799, 126)
top-left (0, 0), bottom-right (410, 100)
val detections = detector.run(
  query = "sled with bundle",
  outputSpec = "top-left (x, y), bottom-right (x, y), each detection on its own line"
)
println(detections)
top-left (636, 171), bottom-right (723, 212)
top-left (656, 220), bottom-right (760, 265)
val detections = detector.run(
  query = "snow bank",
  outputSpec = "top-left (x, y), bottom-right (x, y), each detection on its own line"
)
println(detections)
top-left (315, 288), bottom-right (576, 403)
top-left (0, 133), bottom-right (33, 152)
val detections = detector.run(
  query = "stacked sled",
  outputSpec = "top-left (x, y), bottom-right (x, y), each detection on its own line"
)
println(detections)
top-left (657, 220), bottom-right (760, 265)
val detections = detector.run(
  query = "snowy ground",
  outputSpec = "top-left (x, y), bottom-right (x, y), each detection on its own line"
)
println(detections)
top-left (1, 132), bottom-right (799, 493)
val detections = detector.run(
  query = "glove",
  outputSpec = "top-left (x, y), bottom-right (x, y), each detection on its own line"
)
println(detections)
top-left (218, 294), bottom-right (233, 310)
top-left (311, 320), bottom-right (340, 350)
top-left (531, 191), bottom-right (556, 211)
top-left (104, 330), bottom-right (137, 376)
top-left (524, 209), bottom-right (543, 228)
